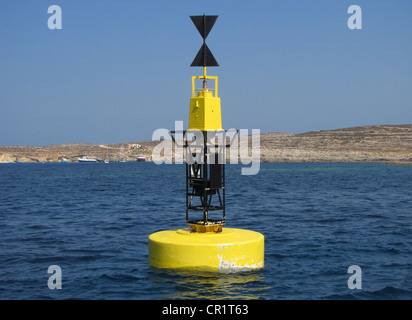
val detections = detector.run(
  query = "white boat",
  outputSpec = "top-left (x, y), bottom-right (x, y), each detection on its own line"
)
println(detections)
top-left (137, 156), bottom-right (146, 162)
top-left (104, 146), bottom-right (110, 163)
top-left (78, 156), bottom-right (98, 162)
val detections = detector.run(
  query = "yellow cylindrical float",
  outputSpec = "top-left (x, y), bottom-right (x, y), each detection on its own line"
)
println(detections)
top-left (148, 228), bottom-right (264, 270)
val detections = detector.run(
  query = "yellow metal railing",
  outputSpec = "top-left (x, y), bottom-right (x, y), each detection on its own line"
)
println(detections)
top-left (191, 67), bottom-right (218, 97)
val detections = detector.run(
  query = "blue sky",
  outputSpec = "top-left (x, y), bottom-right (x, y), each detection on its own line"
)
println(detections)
top-left (0, 0), bottom-right (411, 146)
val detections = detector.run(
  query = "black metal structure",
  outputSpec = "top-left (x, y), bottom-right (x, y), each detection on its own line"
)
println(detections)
top-left (185, 133), bottom-right (225, 227)
top-left (169, 130), bottom-right (238, 229)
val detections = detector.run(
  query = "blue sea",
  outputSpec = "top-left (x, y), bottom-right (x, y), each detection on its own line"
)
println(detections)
top-left (0, 162), bottom-right (411, 300)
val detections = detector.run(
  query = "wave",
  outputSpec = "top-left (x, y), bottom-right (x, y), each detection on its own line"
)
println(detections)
top-left (323, 286), bottom-right (412, 300)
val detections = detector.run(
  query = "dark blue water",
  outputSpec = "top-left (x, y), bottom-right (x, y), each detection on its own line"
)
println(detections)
top-left (0, 162), bottom-right (411, 300)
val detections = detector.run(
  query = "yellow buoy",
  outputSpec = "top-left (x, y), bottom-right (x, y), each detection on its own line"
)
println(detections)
top-left (149, 228), bottom-right (264, 270)
top-left (148, 15), bottom-right (265, 271)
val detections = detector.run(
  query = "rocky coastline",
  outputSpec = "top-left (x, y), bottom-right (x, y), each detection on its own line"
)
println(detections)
top-left (1, 125), bottom-right (412, 164)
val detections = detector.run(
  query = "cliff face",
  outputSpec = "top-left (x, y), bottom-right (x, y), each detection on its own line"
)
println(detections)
top-left (259, 125), bottom-right (412, 162)
top-left (1, 125), bottom-right (412, 163)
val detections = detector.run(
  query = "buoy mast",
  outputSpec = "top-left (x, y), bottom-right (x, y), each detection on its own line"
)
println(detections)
top-left (180, 15), bottom-right (225, 233)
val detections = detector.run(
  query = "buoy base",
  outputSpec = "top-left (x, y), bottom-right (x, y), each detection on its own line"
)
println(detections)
top-left (148, 228), bottom-right (264, 270)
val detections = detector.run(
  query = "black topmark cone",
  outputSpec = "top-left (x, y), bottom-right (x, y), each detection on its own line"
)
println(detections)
top-left (191, 43), bottom-right (219, 67)
top-left (190, 15), bottom-right (218, 40)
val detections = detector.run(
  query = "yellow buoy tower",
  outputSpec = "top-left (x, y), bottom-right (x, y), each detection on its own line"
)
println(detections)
top-left (148, 15), bottom-right (264, 270)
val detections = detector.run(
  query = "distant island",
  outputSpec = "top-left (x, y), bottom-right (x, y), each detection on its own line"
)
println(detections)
top-left (1, 125), bottom-right (412, 164)
top-left (0, 141), bottom-right (158, 163)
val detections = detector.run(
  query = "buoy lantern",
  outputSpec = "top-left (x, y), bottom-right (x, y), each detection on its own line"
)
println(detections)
top-left (148, 15), bottom-right (264, 270)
